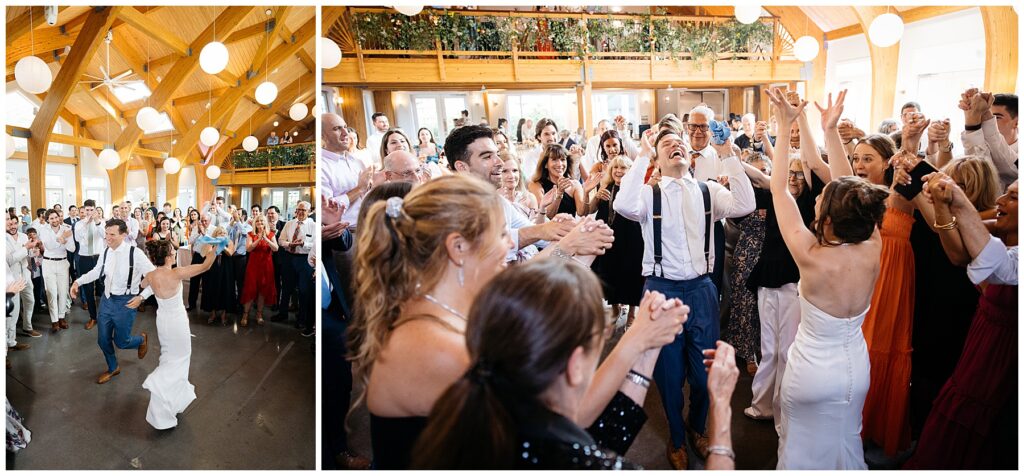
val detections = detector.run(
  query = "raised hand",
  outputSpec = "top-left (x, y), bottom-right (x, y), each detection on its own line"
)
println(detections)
top-left (623, 290), bottom-right (688, 350)
top-left (927, 119), bottom-right (951, 146)
top-left (922, 172), bottom-right (956, 206)
top-left (568, 144), bottom-right (584, 157)
top-left (765, 87), bottom-right (807, 127)
top-left (557, 176), bottom-right (575, 194)
top-left (785, 90), bottom-right (801, 107)
top-left (814, 89), bottom-right (848, 130)
top-left (967, 92), bottom-right (994, 124)
top-left (596, 187), bottom-right (612, 202)
top-left (558, 216), bottom-right (615, 256)
top-left (703, 340), bottom-right (740, 403)
top-left (901, 113), bottom-right (930, 151)
top-left (583, 170), bottom-right (603, 192)
top-left (640, 128), bottom-right (656, 157)
top-left (320, 194), bottom-right (345, 226)
top-left (539, 187), bottom-right (559, 210)
top-left (754, 121), bottom-right (768, 142)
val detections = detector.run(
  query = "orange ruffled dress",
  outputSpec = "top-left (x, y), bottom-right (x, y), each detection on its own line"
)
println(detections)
top-left (861, 208), bottom-right (916, 457)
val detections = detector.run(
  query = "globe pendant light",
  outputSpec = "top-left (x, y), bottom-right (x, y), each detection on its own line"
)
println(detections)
top-left (289, 103), bottom-right (308, 121)
top-left (15, 10), bottom-right (52, 94)
top-left (734, 4), bottom-right (761, 25)
top-left (163, 157), bottom-right (181, 174)
top-left (6, 133), bottom-right (15, 159)
top-left (136, 106), bottom-right (161, 132)
top-left (242, 135), bottom-right (259, 152)
top-left (255, 81), bottom-right (278, 105)
top-left (206, 165), bottom-right (221, 180)
top-left (200, 41), bottom-right (229, 75)
top-left (200, 126), bottom-right (220, 147)
top-left (793, 36), bottom-right (819, 62)
top-left (15, 56), bottom-right (52, 94)
top-left (99, 148), bottom-right (120, 170)
top-left (394, 5), bottom-right (423, 16)
top-left (320, 37), bottom-right (342, 69)
top-left (868, 12), bottom-right (904, 47)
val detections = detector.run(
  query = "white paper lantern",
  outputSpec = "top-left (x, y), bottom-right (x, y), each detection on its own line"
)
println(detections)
top-left (6, 133), bottom-right (15, 159)
top-left (136, 106), bottom-right (161, 132)
top-left (311, 104), bottom-right (320, 117)
top-left (199, 41), bottom-right (230, 75)
top-left (200, 126), bottom-right (220, 147)
top-left (292, 131), bottom-right (299, 137)
top-left (734, 4), bottom-right (761, 25)
top-left (98, 148), bottom-right (120, 170)
top-left (163, 157), bottom-right (181, 174)
top-left (242, 135), bottom-right (259, 152)
top-left (793, 36), bottom-right (819, 62)
top-left (273, 121), bottom-right (280, 127)
top-left (289, 103), bottom-right (308, 121)
top-left (868, 13), bottom-right (904, 48)
top-left (319, 37), bottom-right (342, 69)
top-left (394, 5), bottom-right (423, 16)
top-left (255, 81), bottom-right (278, 105)
top-left (14, 56), bottom-right (53, 94)
top-left (206, 165), bottom-right (221, 180)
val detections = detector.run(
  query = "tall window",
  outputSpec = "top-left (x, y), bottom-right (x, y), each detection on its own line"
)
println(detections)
top-left (410, 93), bottom-right (468, 143)
top-left (6, 88), bottom-right (73, 157)
top-left (592, 92), bottom-right (639, 126)
top-left (506, 92), bottom-right (574, 140)
top-left (835, 58), bottom-right (872, 127)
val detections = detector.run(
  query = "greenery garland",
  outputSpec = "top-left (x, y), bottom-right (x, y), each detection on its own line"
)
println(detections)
top-left (351, 9), bottom-right (774, 69)
top-left (230, 143), bottom-right (314, 169)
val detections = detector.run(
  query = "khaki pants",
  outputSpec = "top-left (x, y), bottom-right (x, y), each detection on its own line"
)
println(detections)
top-left (41, 259), bottom-right (70, 323)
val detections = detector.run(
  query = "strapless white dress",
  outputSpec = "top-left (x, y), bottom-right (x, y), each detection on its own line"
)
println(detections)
top-left (777, 292), bottom-right (870, 470)
top-left (142, 282), bottom-right (196, 430)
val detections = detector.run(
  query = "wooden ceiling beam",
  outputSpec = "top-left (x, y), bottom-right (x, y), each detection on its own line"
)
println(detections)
top-left (112, 6), bottom-right (256, 165)
top-left (212, 85), bottom-right (309, 168)
top-left (279, 25), bottom-right (315, 73)
top-left (7, 6), bottom-right (52, 47)
top-left (6, 6), bottom-right (161, 68)
top-left (322, 7), bottom-right (345, 33)
top-left (826, 6), bottom-right (972, 40)
top-left (247, 7), bottom-right (293, 79)
top-left (225, 20), bottom-right (272, 44)
top-left (116, 7), bottom-right (190, 57)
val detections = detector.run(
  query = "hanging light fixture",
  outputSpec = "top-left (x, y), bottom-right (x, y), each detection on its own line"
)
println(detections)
top-left (200, 126), bottom-right (220, 147)
top-left (734, 4), bottom-right (762, 25)
top-left (793, 36), bottom-right (819, 62)
top-left (163, 157), bottom-right (181, 174)
top-left (319, 37), bottom-right (342, 69)
top-left (394, 5), bottom-right (423, 16)
top-left (273, 121), bottom-right (280, 127)
top-left (15, 9), bottom-right (52, 94)
top-left (99, 148), bottom-right (120, 170)
top-left (868, 9), bottom-right (904, 47)
top-left (206, 165), bottom-right (221, 180)
top-left (200, 8), bottom-right (229, 74)
top-left (289, 103), bottom-right (308, 121)
top-left (242, 115), bottom-right (258, 152)
top-left (135, 36), bottom-right (162, 131)
top-left (255, 14), bottom-right (278, 105)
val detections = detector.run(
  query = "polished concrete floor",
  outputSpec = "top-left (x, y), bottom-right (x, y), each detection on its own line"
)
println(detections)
top-left (6, 291), bottom-right (315, 470)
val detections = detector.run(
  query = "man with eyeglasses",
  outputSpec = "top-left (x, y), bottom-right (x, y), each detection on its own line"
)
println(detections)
top-left (277, 201), bottom-right (315, 337)
top-left (383, 151), bottom-right (428, 185)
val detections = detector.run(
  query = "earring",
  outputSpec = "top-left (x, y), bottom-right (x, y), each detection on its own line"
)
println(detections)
top-left (457, 260), bottom-right (465, 288)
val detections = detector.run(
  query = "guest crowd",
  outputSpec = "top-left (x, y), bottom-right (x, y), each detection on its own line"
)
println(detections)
top-left (320, 85), bottom-right (1017, 470)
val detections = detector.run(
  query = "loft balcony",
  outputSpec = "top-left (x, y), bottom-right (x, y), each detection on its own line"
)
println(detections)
top-left (218, 142), bottom-right (316, 186)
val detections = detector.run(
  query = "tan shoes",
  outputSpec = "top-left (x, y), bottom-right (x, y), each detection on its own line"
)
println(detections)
top-left (96, 367), bottom-right (121, 384)
top-left (85, 319), bottom-right (97, 330)
top-left (667, 445), bottom-right (689, 470)
top-left (138, 332), bottom-right (148, 359)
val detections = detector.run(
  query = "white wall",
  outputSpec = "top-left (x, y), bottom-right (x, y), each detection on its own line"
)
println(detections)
top-left (126, 170), bottom-right (148, 204)
top-left (825, 34), bottom-right (872, 128)
top-left (178, 166), bottom-right (198, 210)
top-left (5, 159), bottom-right (77, 210)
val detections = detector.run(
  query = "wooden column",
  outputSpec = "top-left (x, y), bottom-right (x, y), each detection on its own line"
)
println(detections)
top-left (482, 91), bottom-right (492, 124)
top-left (338, 87), bottom-right (368, 148)
top-left (980, 6), bottom-right (1018, 93)
top-left (105, 165), bottom-right (129, 205)
top-left (166, 171), bottom-right (181, 208)
top-left (73, 119), bottom-right (83, 205)
top-left (141, 159), bottom-right (158, 203)
top-left (371, 90), bottom-right (396, 124)
top-left (576, 83), bottom-right (592, 138)
top-left (855, 7), bottom-right (901, 129)
top-left (727, 87), bottom-right (745, 116)
top-left (758, 84), bottom-right (771, 123)
top-left (251, 186), bottom-right (263, 208)
top-left (230, 186), bottom-right (242, 206)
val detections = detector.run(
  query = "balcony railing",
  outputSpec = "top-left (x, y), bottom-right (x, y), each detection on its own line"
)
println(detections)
top-left (227, 142), bottom-right (314, 170)
top-left (341, 7), bottom-right (791, 65)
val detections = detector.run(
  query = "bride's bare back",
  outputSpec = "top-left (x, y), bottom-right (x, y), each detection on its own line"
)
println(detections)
top-left (142, 245), bottom-right (216, 300)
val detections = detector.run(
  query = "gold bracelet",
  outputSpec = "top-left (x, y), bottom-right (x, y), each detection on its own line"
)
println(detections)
top-left (934, 216), bottom-right (958, 230)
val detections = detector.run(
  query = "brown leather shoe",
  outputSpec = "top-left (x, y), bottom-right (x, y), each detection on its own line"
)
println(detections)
top-left (96, 367), bottom-right (120, 384)
top-left (85, 319), bottom-right (97, 330)
top-left (688, 429), bottom-right (710, 459)
top-left (138, 332), bottom-right (148, 359)
top-left (667, 445), bottom-right (689, 470)
top-left (8, 343), bottom-right (30, 351)
top-left (336, 451), bottom-right (371, 470)
top-left (50, 323), bottom-right (60, 333)
top-left (25, 330), bottom-right (41, 337)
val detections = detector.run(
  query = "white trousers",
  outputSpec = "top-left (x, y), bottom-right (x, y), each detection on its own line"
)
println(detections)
top-left (749, 283), bottom-right (801, 435)
top-left (41, 259), bottom-right (70, 323)
top-left (7, 275), bottom-right (35, 347)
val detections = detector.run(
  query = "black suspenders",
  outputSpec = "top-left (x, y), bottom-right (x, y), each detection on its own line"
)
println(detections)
top-left (651, 180), bottom-right (712, 278)
top-left (98, 246), bottom-right (136, 296)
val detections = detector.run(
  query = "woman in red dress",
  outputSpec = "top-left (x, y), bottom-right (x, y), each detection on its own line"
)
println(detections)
top-left (240, 215), bottom-right (279, 326)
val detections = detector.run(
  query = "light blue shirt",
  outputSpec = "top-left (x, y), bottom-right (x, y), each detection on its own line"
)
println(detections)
top-left (228, 221), bottom-right (253, 256)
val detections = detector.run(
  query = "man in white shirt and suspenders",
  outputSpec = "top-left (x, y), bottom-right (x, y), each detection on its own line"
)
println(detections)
top-left (71, 218), bottom-right (155, 384)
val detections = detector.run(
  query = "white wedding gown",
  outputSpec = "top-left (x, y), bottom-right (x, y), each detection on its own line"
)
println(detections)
top-left (142, 282), bottom-right (196, 430)
top-left (776, 290), bottom-right (870, 470)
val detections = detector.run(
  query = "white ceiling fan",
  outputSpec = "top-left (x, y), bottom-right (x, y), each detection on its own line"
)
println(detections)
top-left (81, 29), bottom-right (146, 93)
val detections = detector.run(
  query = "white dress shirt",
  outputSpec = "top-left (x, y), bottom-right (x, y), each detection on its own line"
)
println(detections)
top-left (320, 148), bottom-right (367, 227)
top-left (278, 218), bottom-right (315, 255)
top-left (201, 203), bottom-right (231, 228)
top-left (74, 219), bottom-right (107, 256)
top-left (124, 217), bottom-right (141, 246)
top-left (521, 145), bottom-right (543, 182)
top-left (6, 232), bottom-right (31, 280)
top-left (688, 146), bottom-right (725, 183)
top-left (366, 132), bottom-right (385, 167)
top-left (614, 152), bottom-right (755, 280)
top-left (961, 117), bottom-right (1018, 190)
top-left (36, 224), bottom-right (75, 258)
top-left (967, 236), bottom-right (1018, 286)
top-left (583, 133), bottom-right (640, 171)
top-left (75, 241), bottom-right (156, 297)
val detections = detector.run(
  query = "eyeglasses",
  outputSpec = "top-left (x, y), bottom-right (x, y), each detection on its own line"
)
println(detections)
top-left (685, 124), bottom-right (710, 132)
top-left (394, 167), bottom-right (426, 179)
top-left (788, 171), bottom-right (805, 180)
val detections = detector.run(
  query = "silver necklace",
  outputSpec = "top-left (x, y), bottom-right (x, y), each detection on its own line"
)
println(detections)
top-left (422, 294), bottom-right (467, 322)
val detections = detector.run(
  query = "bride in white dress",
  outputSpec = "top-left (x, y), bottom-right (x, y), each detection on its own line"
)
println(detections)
top-left (764, 88), bottom-right (889, 469)
top-left (139, 240), bottom-right (215, 430)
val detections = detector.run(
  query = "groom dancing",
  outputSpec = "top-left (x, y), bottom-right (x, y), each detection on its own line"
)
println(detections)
top-left (71, 218), bottom-right (154, 384)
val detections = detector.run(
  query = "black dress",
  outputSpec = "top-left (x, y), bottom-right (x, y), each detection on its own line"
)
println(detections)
top-left (539, 176), bottom-right (578, 216)
top-left (200, 254), bottom-right (235, 312)
top-left (747, 175), bottom-right (824, 292)
top-left (591, 184), bottom-right (645, 307)
top-left (907, 210), bottom-right (978, 439)
top-left (370, 414), bottom-right (428, 470)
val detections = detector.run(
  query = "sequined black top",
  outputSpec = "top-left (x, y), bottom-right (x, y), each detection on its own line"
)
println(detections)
top-left (515, 391), bottom-right (647, 469)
